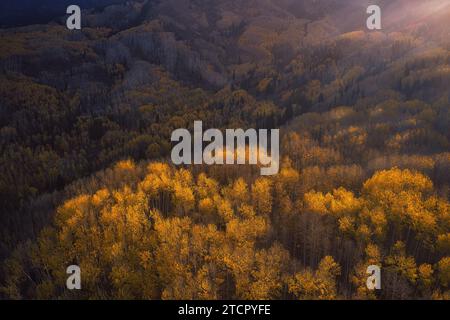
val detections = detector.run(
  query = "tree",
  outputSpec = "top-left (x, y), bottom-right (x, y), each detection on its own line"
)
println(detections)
top-left (288, 256), bottom-right (341, 300)
top-left (251, 178), bottom-right (273, 216)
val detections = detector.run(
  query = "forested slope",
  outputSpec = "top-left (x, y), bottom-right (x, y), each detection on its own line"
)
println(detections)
top-left (0, 0), bottom-right (449, 299)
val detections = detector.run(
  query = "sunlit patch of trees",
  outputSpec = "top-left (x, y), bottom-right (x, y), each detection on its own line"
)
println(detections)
top-left (1, 160), bottom-right (448, 299)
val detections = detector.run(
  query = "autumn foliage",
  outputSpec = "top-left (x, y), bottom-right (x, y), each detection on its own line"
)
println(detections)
top-left (2, 160), bottom-right (448, 300)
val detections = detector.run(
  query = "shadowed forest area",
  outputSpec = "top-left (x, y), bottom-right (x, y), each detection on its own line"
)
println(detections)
top-left (0, 0), bottom-right (449, 299)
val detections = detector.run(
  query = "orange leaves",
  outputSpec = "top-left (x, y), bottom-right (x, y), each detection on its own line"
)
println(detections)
top-left (198, 197), bottom-right (215, 216)
top-left (196, 173), bottom-right (219, 199)
top-left (91, 188), bottom-right (110, 207)
top-left (304, 187), bottom-right (361, 217)
top-left (216, 197), bottom-right (234, 222)
top-left (363, 169), bottom-right (446, 246)
top-left (246, 244), bottom-right (289, 299)
top-left (251, 177), bottom-right (273, 216)
top-left (226, 216), bottom-right (267, 246)
top-left (329, 188), bottom-right (362, 216)
top-left (363, 168), bottom-right (434, 198)
top-left (385, 241), bottom-right (419, 285)
top-left (418, 264), bottom-right (434, 290)
top-left (365, 244), bottom-right (382, 265)
top-left (139, 162), bottom-right (172, 195)
top-left (226, 178), bottom-right (249, 205)
top-left (437, 257), bottom-right (450, 288)
top-left (114, 159), bottom-right (136, 171)
top-left (437, 233), bottom-right (450, 254)
top-left (303, 168), bottom-right (449, 247)
top-left (317, 256), bottom-right (342, 280)
top-left (173, 181), bottom-right (195, 214)
top-left (153, 214), bottom-right (227, 299)
top-left (362, 207), bottom-right (387, 240)
top-left (288, 256), bottom-right (341, 300)
top-left (304, 191), bottom-right (330, 215)
top-left (8, 160), bottom-right (449, 299)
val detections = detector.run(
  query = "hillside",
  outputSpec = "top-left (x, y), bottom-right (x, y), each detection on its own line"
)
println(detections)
top-left (0, 0), bottom-right (449, 300)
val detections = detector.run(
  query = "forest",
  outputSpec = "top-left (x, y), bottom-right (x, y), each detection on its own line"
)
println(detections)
top-left (0, 0), bottom-right (449, 299)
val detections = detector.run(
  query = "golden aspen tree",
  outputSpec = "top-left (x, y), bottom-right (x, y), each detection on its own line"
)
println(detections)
top-left (223, 244), bottom-right (255, 299)
top-left (226, 216), bottom-right (268, 246)
top-left (383, 241), bottom-right (418, 299)
top-left (276, 157), bottom-right (300, 195)
top-left (363, 168), bottom-right (433, 202)
top-left (418, 264), bottom-right (434, 296)
top-left (247, 244), bottom-right (290, 299)
top-left (198, 197), bottom-right (216, 216)
top-left (196, 173), bottom-right (219, 199)
top-left (237, 204), bottom-right (256, 219)
top-left (154, 212), bottom-right (228, 299)
top-left (316, 256), bottom-right (342, 299)
top-left (102, 188), bottom-right (157, 299)
top-left (437, 233), bottom-right (450, 254)
top-left (272, 157), bottom-right (299, 219)
top-left (437, 257), bottom-right (450, 288)
top-left (154, 214), bottom-right (196, 299)
top-left (288, 269), bottom-right (320, 300)
top-left (288, 256), bottom-right (341, 300)
top-left (139, 163), bottom-right (173, 213)
top-left (226, 178), bottom-right (250, 206)
top-left (215, 196), bottom-right (235, 223)
top-left (251, 177), bottom-right (273, 216)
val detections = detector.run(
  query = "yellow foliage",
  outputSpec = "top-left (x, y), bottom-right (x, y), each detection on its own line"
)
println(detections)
top-left (251, 178), bottom-right (273, 216)
top-left (437, 257), bottom-right (450, 288)
top-left (288, 256), bottom-right (341, 300)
